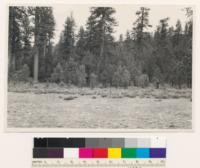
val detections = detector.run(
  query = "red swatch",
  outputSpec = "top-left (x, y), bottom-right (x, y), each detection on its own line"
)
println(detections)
top-left (93, 148), bottom-right (108, 158)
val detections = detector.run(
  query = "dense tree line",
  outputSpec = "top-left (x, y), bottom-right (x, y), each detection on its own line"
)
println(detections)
top-left (8, 6), bottom-right (192, 88)
top-left (8, 7), bottom-right (55, 82)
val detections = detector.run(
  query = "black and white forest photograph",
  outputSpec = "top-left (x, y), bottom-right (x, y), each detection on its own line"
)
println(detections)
top-left (7, 5), bottom-right (193, 130)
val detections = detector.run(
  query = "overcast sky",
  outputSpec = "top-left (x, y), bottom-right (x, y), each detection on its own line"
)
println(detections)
top-left (52, 5), bottom-right (192, 44)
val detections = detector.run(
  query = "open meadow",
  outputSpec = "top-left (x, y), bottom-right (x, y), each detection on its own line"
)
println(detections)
top-left (7, 83), bottom-right (192, 129)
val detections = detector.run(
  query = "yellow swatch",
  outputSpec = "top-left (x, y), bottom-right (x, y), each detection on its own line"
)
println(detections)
top-left (108, 148), bottom-right (121, 158)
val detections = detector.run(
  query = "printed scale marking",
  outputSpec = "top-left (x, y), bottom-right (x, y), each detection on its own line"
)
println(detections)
top-left (32, 158), bottom-right (166, 168)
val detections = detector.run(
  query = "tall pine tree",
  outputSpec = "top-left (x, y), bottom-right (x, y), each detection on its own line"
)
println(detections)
top-left (85, 7), bottom-right (117, 85)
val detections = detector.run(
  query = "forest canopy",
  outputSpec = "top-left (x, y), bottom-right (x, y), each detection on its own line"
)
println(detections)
top-left (8, 6), bottom-right (192, 89)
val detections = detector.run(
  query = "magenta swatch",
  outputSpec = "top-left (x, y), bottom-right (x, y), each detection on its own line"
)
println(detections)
top-left (79, 148), bottom-right (93, 158)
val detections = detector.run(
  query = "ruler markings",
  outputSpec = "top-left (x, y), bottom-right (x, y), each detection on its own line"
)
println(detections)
top-left (32, 159), bottom-right (166, 168)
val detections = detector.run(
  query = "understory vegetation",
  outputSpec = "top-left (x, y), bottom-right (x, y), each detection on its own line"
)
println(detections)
top-left (8, 82), bottom-right (192, 100)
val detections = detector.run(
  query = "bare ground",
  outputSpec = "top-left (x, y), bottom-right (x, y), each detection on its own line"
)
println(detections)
top-left (7, 85), bottom-right (192, 129)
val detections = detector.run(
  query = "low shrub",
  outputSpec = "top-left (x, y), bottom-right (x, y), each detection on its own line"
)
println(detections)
top-left (136, 74), bottom-right (149, 88)
top-left (11, 64), bottom-right (30, 82)
top-left (51, 63), bottom-right (64, 83)
top-left (64, 96), bottom-right (77, 100)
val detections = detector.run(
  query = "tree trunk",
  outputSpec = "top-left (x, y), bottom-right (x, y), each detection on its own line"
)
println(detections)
top-left (178, 80), bottom-right (181, 89)
top-left (11, 53), bottom-right (16, 71)
top-left (156, 82), bottom-right (159, 89)
top-left (33, 8), bottom-right (40, 83)
top-left (99, 18), bottom-right (105, 72)
top-left (8, 48), bottom-right (11, 73)
top-left (43, 42), bottom-right (46, 79)
top-left (33, 46), bottom-right (39, 82)
top-left (100, 32), bottom-right (104, 58)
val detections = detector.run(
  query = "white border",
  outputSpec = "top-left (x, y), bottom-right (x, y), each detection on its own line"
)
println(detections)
top-left (3, 0), bottom-right (196, 133)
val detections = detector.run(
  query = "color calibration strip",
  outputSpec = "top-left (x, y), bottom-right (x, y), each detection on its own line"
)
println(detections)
top-left (33, 147), bottom-right (166, 158)
top-left (33, 138), bottom-right (166, 159)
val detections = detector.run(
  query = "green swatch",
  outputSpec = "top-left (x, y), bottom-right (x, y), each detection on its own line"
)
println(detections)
top-left (122, 148), bottom-right (136, 158)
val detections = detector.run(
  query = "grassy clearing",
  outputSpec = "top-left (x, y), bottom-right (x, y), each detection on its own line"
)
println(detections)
top-left (7, 92), bottom-right (192, 129)
top-left (7, 82), bottom-right (192, 129)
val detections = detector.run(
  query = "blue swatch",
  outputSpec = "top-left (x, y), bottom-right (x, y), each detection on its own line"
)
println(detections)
top-left (136, 148), bottom-right (150, 158)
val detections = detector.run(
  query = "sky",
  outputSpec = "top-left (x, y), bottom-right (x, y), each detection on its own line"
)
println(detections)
top-left (52, 5), bottom-right (191, 44)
